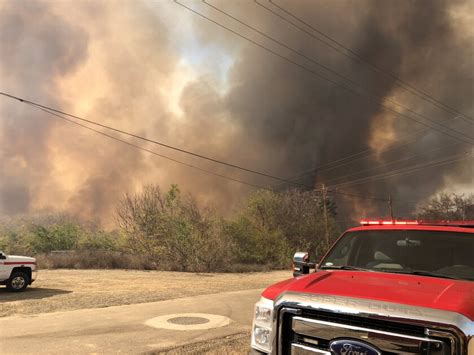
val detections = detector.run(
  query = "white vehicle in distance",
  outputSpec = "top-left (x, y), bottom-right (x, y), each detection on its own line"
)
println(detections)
top-left (0, 251), bottom-right (37, 292)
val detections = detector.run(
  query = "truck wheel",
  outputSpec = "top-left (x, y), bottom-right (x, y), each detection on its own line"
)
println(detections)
top-left (7, 272), bottom-right (29, 292)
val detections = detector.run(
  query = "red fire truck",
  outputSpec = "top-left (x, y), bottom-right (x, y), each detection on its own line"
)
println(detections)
top-left (251, 220), bottom-right (474, 355)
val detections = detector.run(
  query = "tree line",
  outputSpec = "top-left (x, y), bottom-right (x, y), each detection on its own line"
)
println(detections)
top-left (0, 187), bottom-right (471, 272)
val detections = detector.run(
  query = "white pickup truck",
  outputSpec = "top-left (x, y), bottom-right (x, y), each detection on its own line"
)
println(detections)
top-left (0, 251), bottom-right (37, 291)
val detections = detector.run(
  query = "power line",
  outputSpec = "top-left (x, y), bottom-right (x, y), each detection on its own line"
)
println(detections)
top-left (328, 152), bottom-right (471, 189)
top-left (0, 91), bottom-right (312, 189)
top-left (331, 153), bottom-right (469, 189)
top-left (196, 0), bottom-right (473, 144)
top-left (273, 115), bottom-right (468, 187)
top-left (322, 141), bottom-right (464, 186)
top-left (34, 106), bottom-right (272, 190)
top-left (258, 0), bottom-right (474, 124)
top-left (330, 188), bottom-right (389, 202)
top-left (2, 91), bottom-right (397, 202)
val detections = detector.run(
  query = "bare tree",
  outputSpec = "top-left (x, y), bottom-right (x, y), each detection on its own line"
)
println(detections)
top-left (115, 185), bottom-right (173, 261)
top-left (416, 193), bottom-right (474, 220)
top-left (115, 184), bottom-right (231, 271)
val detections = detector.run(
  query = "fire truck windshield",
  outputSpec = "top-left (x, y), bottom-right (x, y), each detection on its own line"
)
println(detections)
top-left (320, 230), bottom-right (474, 281)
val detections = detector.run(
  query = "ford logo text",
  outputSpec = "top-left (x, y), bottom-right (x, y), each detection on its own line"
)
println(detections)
top-left (329, 339), bottom-right (381, 355)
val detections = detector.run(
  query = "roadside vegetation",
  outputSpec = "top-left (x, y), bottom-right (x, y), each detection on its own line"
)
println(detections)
top-left (0, 186), bottom-right (471, 272)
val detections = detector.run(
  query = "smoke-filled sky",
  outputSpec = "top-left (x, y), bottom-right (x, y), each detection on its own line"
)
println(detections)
top-left (0, 0), bottom-right (473, 225)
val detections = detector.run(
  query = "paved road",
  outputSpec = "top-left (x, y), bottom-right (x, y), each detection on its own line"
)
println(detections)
top-left (0, 289), bottom-right (262, 354)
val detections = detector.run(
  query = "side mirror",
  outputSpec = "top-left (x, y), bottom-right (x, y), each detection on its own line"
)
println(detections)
top-left (292, 251), bottom-right (316, 277)
top-left (0, 251), bottom-right (6, 260)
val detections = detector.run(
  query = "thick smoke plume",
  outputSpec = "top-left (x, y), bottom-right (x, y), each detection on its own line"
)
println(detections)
top-left (0, 0), bottom-right (472, 225)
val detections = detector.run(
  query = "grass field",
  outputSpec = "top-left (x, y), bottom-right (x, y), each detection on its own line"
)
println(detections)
top-left (0, 269), bottom-right (289, 318)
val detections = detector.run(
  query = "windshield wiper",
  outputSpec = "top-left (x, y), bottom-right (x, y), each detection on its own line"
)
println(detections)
top-left (378, 269), bottom-right (462, 280)
top-left (409, 270), bottom-right (464, 280)
top-left (320, 265), bottom-right (370, 271)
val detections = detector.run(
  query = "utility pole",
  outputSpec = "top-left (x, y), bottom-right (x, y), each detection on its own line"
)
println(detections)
top-left (322, 184), bottom-right (329, 244)
top-left (388, 195), bottom-right (394, 221)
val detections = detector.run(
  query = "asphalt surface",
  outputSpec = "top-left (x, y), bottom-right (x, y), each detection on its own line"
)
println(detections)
top-left (0, 288), bottom-right (262, 354)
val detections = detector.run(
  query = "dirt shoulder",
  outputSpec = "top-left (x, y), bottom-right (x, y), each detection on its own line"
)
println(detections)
top-left (154, 332), bottom-right (250, 355)
top-left (0, 269), bottom-right (289, 317)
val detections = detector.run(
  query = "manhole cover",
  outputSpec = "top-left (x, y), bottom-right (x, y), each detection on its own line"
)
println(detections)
top-left (145, 313), bottom-right (231, 330)
top-left (167, 316), bottom-right (210, 325)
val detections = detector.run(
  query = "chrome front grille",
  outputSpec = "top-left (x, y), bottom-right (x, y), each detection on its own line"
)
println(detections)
top-left (289, 314), bottom-right (450, 354)
top-left (272, 293), bottom-right (472, 355)
top-left (299, 308), bottom-right (426, 336)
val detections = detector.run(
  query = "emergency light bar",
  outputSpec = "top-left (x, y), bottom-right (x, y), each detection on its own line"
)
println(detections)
top-left (360, 220), bottom-right (474, 227)
top-left (360, 220), bottom-right (419, 225)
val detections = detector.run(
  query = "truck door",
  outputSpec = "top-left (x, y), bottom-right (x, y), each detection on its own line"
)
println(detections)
top-left (0, 252), bottom-right (10, 280)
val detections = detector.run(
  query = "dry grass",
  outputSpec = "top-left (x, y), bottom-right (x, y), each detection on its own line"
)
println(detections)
top-left (0, 269), bottom-right (290, 318)
top-left (154, 332), bottom-right (250, 355)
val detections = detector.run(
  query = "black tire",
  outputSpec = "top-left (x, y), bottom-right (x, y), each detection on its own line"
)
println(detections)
top-left (6, 272), bottom-right (29, 292)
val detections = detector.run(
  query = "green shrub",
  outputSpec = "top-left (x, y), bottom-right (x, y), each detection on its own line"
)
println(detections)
top-left (36, 250), bottom-right (155, 270)
top-left (225, 189), bottom-right (339, 268)
top-left (0, 215), bottom-right (121, 256)
top-left (30, 223), bottom-right (80, 252)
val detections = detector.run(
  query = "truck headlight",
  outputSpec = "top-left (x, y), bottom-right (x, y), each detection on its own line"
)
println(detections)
top-left (251, 297), bottom-right (274, 353)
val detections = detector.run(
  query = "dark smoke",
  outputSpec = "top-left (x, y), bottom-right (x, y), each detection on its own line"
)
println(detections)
top-left (0, 0), bottom-right (472, 225)
top-left (222, 0), bottom-right (473, 217)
